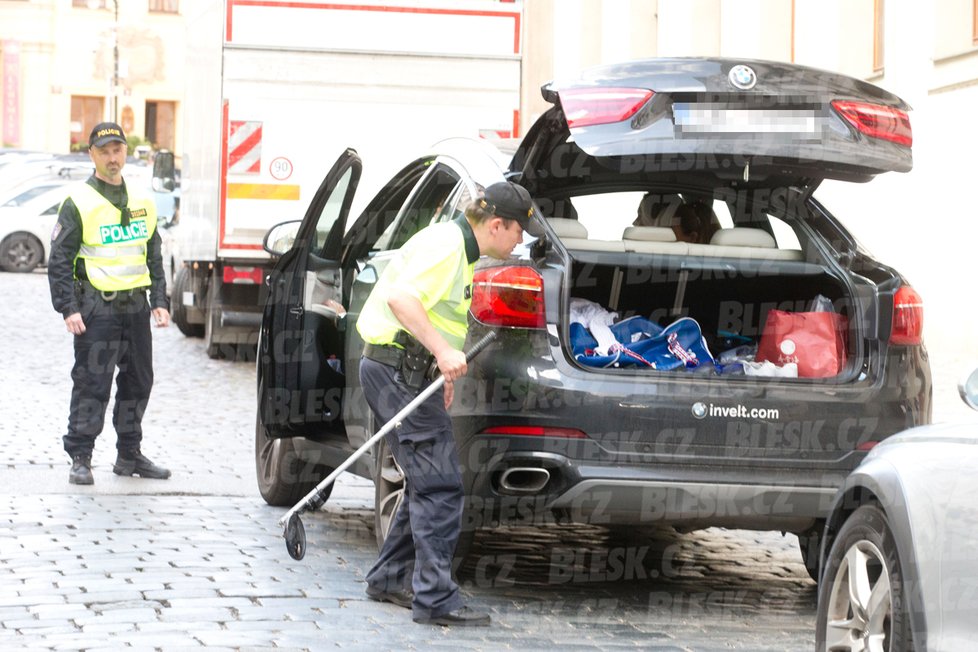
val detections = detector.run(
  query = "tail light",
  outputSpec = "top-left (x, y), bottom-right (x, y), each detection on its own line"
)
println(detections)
top-left (223, 265), bottom-right (264, 284)
top-left (891, 285), bottom-right (923, 345)
top-left (470, 266), bottom-right (545, 329)
top-left (480, 425), bottom-right (588, 439)
top-left (831, 100), bottom-right (912, 147)
top-left (559, 87), bottom-right (654, 129)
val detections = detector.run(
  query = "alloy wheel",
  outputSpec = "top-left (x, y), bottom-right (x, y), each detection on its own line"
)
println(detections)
top-left (823, 538), bottom-right (892, 651)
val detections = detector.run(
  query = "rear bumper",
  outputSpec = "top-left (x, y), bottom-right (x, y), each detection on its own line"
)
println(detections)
top-left (460, 441), bottom-right (841, 533)
top-left (547, 477), bottom-right (835, 532)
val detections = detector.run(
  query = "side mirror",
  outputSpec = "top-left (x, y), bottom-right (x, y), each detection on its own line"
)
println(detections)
top-left (959, 367), bottom-right (978, 411)
top-left (263, 220), bottom-right (302, 256)
top-left (152, 150), bottom-right (176, 192)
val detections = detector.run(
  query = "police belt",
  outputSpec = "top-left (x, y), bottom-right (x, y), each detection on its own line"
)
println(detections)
top-left (361, 342), bottom-right (404, 368)
top-left (363, 331), bottom-right (437, 390)
top-left (76, 280), bottom-right (148, 303)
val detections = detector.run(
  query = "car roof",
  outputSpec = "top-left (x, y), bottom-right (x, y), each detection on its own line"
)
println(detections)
top-left (0, 183), bottom-right (74, 216)
top-left (0, 181), bottom-right (69, 208)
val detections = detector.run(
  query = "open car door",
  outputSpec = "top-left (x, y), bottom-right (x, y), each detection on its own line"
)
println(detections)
top-left (258, 149), bottom-right (361, 438)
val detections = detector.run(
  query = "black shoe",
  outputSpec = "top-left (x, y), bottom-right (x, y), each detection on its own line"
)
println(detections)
top-left (366, 586), bottom-right (414, 609)
top-left (69, 454), bottom-right (94, 485)
top-left (414, 606), bottom-right (491, 627)
top-left (113, 450), bottom-right (171, 479)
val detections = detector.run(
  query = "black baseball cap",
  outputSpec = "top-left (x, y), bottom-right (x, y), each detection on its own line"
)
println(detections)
top-left (479, 181), bottom-right (542, 236)
top-left (89, 122), bottom-right (127, 148)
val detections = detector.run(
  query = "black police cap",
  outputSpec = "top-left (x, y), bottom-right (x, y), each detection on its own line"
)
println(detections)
top-left (89, 122), bottom-right (127, 148)
top-left (479, 181), bottom-right (542, 236)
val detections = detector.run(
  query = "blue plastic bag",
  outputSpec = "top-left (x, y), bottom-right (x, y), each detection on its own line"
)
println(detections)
top-left (570, 316), bottom-right (660, 359)
top-left (573, 316), bottom-right (716, 371)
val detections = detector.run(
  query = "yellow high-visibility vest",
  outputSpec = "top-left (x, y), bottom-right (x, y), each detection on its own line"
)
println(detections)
top-left (67, 182), bottom-right (157, 292)
top-left (358, 220), bottom-right (474, 350)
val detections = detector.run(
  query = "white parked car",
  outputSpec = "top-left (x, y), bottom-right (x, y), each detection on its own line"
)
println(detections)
top-left (0, 183), bottom-right (73, 273)
top-left (0, 176), bottom-right (178, 275)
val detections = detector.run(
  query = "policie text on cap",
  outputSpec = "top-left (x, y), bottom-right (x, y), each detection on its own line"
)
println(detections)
top-left (89, 122), bottom-right (127, 148)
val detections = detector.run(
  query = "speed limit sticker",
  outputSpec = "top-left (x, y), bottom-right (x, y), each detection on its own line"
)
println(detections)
top-left (269, 157), bottom-right (293, 180)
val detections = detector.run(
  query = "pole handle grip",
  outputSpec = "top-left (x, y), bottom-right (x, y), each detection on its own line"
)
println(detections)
top-left (464, 331), bottom-right (497, 362)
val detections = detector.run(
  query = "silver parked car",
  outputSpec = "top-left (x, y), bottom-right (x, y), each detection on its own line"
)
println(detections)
top-left (815, 369), bottom-right (978, 651)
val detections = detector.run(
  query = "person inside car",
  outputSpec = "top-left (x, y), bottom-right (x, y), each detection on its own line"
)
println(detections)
top-left (670, 202), bottom-right (715, 244)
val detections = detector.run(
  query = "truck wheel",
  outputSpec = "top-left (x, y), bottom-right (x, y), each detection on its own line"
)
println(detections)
top-left (256, 383), bottom-right (333, 507)
top-left (171, 267), bottom-right (204, 338)
top-left (204, 294), bottom-right (225, 359)
top-left (0, 234), bottom-right (43, 273)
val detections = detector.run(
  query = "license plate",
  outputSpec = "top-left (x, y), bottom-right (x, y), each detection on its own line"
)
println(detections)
top-left (673, 104), bottom-right (823, 135)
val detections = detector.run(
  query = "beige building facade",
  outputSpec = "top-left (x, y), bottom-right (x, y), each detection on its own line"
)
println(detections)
top-left (520, 0), bottom-right (976, 129)
top-left (1, 0), bottom-right (184, 152)
top-left (3, 1), bottom-right (975, 156)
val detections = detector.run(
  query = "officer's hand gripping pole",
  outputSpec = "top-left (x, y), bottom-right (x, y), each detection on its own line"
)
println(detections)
top-left (280, 331), bottom-right (497, 560)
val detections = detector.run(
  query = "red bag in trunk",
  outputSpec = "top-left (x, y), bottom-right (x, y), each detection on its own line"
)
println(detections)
top-left (755, 310), bottom-right (848, 378)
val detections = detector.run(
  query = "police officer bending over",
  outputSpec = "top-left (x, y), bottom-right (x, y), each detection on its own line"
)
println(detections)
top-left (48, 122), bottom-right (172, 486)
top-left (357, 181), bottom-right (540, 626)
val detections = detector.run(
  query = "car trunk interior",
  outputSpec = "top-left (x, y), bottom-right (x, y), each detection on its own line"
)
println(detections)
top-left (564, 251), bottom-right (852, 377)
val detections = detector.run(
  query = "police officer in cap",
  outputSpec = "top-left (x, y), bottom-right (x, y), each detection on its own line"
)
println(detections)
top-left (48, 122), bottom-right (172, 485)
top-left (357, 180), bottom-right (540, 626)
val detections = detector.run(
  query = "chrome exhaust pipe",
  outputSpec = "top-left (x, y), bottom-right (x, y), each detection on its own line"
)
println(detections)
top-left (498, 467), bottom-right (551, 494)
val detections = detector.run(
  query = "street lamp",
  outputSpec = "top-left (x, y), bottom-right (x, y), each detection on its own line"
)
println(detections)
top-left (112, 0), bottom-right (119, 123)
top-left (88, 0), bottom-right (119, 122)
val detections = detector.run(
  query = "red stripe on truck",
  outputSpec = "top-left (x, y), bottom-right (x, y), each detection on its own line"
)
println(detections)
top-left (226, 0), bottom-right (522, 54)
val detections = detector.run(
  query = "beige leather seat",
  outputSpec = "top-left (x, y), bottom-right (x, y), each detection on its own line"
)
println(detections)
top-left (688, 227), bottom-right (803, 261)
top-left (621, 226), bottom-right (689, 255)
top-left (546, 217), bottom-right (625, 252)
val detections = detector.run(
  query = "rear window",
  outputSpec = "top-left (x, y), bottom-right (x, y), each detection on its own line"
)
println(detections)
top-left (548, 191), bottom-right (802, 254)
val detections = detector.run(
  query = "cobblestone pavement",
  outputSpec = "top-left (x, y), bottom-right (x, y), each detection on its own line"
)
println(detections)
top-left (1, 270), bottom-right (971, 651)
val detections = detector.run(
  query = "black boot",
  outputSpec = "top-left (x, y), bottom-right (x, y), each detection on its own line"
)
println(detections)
top-left (113, 450), bottom-right (171, 479)
top-left (69, 454), bottom-right (94, 485)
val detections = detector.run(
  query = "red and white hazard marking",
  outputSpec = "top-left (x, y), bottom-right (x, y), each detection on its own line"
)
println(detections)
top-left (228, 120), bottom-right (262, 174)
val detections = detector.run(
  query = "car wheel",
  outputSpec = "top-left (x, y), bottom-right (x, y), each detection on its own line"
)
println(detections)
top-left (171, 266), bottom-right (205, 338)
top-left (815, 504), bottom-right (913, 651)
top-left (797, 520), bottom-right (824, 583)
top-left (371, 421), bottom-right (475, 568)
top-left (0, 233), bottom-right (44, 273)
top-left (373, 434), bottom-right (405, 550)
top-left (255, 382), bottom-right (333, 507)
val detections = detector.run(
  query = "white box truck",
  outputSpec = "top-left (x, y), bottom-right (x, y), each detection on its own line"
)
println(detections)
top-left (155, 0), bottom-right (524, 358)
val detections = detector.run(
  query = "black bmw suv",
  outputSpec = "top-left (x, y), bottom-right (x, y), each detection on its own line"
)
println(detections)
top-left (256, 58), bottom-right (931, 579)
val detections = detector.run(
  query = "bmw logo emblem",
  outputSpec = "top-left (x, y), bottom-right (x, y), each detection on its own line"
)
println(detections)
top-left (692, 402), bottom-right (707, 419)
top-left (728, 64), bottom-right (757, 90)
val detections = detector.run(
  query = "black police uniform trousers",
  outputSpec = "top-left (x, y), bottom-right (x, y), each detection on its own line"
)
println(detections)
top-left (63, 284), bottom-right (154, 457)
top-left (359, 356), bottom-right (465, 621)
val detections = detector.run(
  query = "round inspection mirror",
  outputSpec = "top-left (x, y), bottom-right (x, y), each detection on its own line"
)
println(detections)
top-left (284, 513), bottom-right (306, 561)
top-left (958, 367), bottom-right (978, 411)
